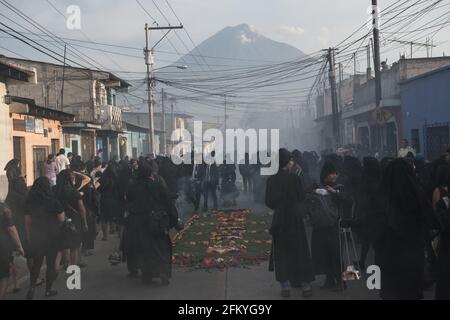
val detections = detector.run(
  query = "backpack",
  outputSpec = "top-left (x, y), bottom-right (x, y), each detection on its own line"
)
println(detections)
top-left (304, 192), bottom-right (339, 228)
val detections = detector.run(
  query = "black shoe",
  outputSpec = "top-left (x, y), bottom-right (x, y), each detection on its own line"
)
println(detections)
top-left (45, 290), bottom-right (58, 298)
top-left (320, 282), bottom-right (335, 290)
top-left (281, 289), bottom-right (291, 298)
top-left (26, 289), bottom-right (35, 300)
top-left (142, 279), bottom-right (157, 286)
top-left (35, 278), bottom-right (45, 287)
top-left (160, 277), bottom-right (170, 286)
top-left (331, 282), bottom-right (346, 292)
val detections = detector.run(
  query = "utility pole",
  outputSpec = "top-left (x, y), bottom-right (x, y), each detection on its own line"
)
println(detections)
top-left (171, 102), bottom-right (175, 151)
top-left (367, 42), bottom-right (372, 80)
top-left (61, 44), bottom-right (67, 111)
top-left (388, 39), bottom-right (437, 59)
top-left (372, 0), bottom-right (385, 156)
top-left (339, 62), bottom-right (343, 113)
top-left (144, 23), bottom-right (183, 156)
top-left (224, 94), bottom-right (227, 135)
top-left (54, 70), bottom-right (58, 110)
top-left (372, 0), bottom-right (382, 109)
top-left (161, 88), bottom-right (166, 155)
top-left (353, 52), bottom-right (357, 76)
top-left (326, 47), bottom-right (340, 149)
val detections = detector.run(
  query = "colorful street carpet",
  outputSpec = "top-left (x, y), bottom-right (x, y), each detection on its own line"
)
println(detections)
top-left (172, 209), bottom-right (273, 270)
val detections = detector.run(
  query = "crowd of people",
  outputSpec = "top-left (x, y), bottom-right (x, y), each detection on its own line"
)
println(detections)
top-left (266, 147), bottom-right (450, 300)
top-left (0, 149), bottom-right (185, 299)
top-left (0, 148), bottom-right (269, 299)
top-left (1, 145), bottom-right (450, 300)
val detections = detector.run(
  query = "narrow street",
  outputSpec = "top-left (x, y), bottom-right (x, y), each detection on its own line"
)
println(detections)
top-left (4, 193), bottom-right (437, 300)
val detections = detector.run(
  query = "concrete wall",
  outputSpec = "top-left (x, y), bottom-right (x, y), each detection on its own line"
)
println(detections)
top-left (401, 67), bottom-right (450, 158)
top-left (0, 82), bottom-right (13, 200)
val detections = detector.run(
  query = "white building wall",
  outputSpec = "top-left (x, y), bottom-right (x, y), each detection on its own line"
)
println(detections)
top-left (0, 82), bottom-right (13, 200)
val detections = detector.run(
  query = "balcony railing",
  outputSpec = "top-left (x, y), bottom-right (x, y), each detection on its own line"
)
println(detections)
top-left (99, 105), bottom-right (124, 132)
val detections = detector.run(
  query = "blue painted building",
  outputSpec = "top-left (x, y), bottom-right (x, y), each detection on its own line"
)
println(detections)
top-left (401, 64), bottom-right (450, 160)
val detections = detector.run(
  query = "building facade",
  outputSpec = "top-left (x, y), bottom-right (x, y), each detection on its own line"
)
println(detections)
top-left (8, 97), bottom-right (74, 186)
top-left (400, 64), bottom-right (450, 160)
top-left (0, 56), bottom-right (130, 161)
top-left (0, 61), bottom-right (34, 198)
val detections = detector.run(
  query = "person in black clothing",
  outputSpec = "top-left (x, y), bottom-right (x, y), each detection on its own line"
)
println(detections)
top-left (371, 158), bottom-right (431, 300)
top-left (311, 161), bottom-right (350, 292)
top-left (202, 151), bottom-right (219, 212)
top-left (123, 161), bottom-right (178, 285)
top-left (55, 169), bottom-right (88, 267)
top-left (220, 163), bottom-right (239, 207)
top-left (239, 153), bottom-right (254, 193)
top-left (24, 177), bottom-right (65, 300)
top-left (71, 161), bottom-right (98, 257)
top-left (435, 171), bottom-right (450, 299)
top-left (97, 163), bottom-right (122, 240)
top-left (0, 203), bottom-right (24, 300)
top-left (4, 159), bottom-right (30, 291)
top-left (130, 159), bottom-right (139, 180)
top-left (352, 157), bottom-right (382, 270)
top-left (292, 150), bottom-right (313, 192)
top-left (265, 149), bottom-right (315, 298)
top-left (117, 160), bottom-right (131, 226)
top-left (192, 162), bottom-right (205, 213)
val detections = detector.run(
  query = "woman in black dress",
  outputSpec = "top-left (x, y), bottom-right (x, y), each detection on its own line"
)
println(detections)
top-left (124, 161), bottom-right (178, 285)
top-left (55, 170), bottom-right (88, 267)
top-left (98, 163), bottom-right (122, 240)
top-left (371, 158), bottom-right (431, 300)
top-left (71, 160), bottom-right (98, 257)
top-left (352, 157), bottom-right (382, 270)
top-left (24, 177), bottom-right (65, 299)
top-left (0, 203), bottom-right (24, 300)
top-left (265, 149), bottom-right (315, 298)
top-left (220, 163), bottom-right (239, 207)
top-left (4, 159), bottom-right (29, 291)
top-left (311, 161), bottom-right (351, 292)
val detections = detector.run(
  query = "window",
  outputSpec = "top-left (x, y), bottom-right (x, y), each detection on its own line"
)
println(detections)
top-left (411, 129), bottom-right (420, 153)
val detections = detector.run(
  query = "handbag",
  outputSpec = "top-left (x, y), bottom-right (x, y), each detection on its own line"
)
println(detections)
top-left (147, 210), bottom-right (170, 236)
top-left (304, 192), bottom-right (339, 228)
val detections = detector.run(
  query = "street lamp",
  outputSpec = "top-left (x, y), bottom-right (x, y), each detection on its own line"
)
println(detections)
top-left (153, 64), bottom-right (188, 72)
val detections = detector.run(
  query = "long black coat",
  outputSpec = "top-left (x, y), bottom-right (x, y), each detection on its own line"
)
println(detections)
top-left (5, 176), bottom-right (28, 250)
top-left (265, 170), bottom-right (314, 284)
top-left (371, 159), bottom-right (430, 300)
top-left (123, 175), bottom-right (178, 279)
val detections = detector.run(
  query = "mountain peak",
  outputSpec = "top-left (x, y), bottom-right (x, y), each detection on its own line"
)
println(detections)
top-left (173, 23), bottom-right (307, 68)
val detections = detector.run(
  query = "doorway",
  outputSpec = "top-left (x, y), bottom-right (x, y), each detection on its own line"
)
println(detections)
top-left (33, 147), bottom-right (48, 182)
top-left (13, 136), bottom-right (26, 176)
top-left (72, 140), bottom-right (79, 156)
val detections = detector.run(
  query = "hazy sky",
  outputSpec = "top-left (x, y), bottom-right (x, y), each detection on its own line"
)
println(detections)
top-left (1, 0), bottom-right (448, 73)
